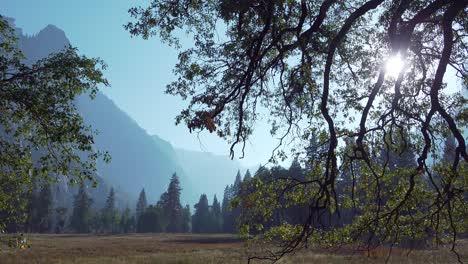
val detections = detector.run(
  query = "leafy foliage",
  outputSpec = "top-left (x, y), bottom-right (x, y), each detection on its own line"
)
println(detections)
top-left (0, 15), bottom-right (109, 231)
top-left (126, 0), bottom-right (468, 261)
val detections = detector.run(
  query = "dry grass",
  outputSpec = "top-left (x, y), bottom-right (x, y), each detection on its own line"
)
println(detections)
top-left (0, 233), bottom-right (466, 264)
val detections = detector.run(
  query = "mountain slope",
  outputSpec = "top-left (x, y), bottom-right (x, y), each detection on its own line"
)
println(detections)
top-left (11, 18), bottom-right (192, 205)
top-left (76, 93), bottom-right (192, 204)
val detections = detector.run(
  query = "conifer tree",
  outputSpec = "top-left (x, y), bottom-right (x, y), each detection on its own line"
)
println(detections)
top-left (231, 171), bottom-right (242, 232)
top-left (181, 204), bottom-right (191, 233)
top-left (164, 173), bottom-right (183, 233)
top-left (244, 170), bottom-right (252, 181)
top-left (286, 158), bottom-right (307, 225)
top-left (288, 157), bottom-right (303, 180)
top-left (233, 170), bottom-right (242, 194)
top-left (24, 179), bottom-right (39, 233)
top-left (136, 188), bottom-right (147, 222)
top-left (54, 207), bottom-right (67, 234)
top-left (101, 187), bottom-right (119, 233)
top-left (36, 183), bottom-right (53, 233)
top-left (120, 207), bottom-right (134, 233)
top-left (70, 183), bottom-right (93, 233)
top-left (137, 205), bottom-right (164, 233)
top-left (222, 185), bottom-right (233, 233)
top-left (211, 195), bottom-right (222, 233)
top-left (192, 194), bottom-right (210, 233)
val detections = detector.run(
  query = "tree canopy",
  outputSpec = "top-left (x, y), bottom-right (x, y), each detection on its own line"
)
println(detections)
top-left (0, 16), bottom-right (109, 231)
top-left (126, 0), bottom-right (467, 261)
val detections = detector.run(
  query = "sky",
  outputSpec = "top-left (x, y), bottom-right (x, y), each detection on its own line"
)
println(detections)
top-left (1, 0), bottom-right (277, 167)
top-left (3, 1), bottom-right (464, 168)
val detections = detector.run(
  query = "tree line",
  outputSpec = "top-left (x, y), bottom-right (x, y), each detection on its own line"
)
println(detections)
top-left (1, 169), bottom-right (252, 235)
top-left (1, 132), bottom-right (458, 238)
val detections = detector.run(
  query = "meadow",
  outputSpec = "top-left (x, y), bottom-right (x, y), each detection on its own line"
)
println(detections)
top-left (0, 234), bottom-right (466, 264)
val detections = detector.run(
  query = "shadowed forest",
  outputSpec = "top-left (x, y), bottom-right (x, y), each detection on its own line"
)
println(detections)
top-left (1, 0), bottom-right (467, 263)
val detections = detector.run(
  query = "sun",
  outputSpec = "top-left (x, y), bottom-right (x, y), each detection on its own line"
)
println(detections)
top-left (385, 54), bottom-right (405, 79)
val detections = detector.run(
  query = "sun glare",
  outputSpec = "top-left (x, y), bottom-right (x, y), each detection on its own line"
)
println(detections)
top-left (385, 54), bottom-right (405, 79)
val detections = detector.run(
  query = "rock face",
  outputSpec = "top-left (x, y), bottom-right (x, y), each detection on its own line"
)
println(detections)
top-left (9, 18), bottom-right (250, 208)
top-left (76, 92), bottom-right (192, 204)
top-left (18, 24), bottom-right (70, 64)
top-left (10, 18), bottom-right (191, 206)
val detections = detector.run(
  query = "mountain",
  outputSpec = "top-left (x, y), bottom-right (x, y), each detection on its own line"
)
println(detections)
top-left (9, 18), bottom-right (192, 206)
top-left (76, 93), bottom-right (192, 204)
top-left (9, 18), bottom-right (259, 208)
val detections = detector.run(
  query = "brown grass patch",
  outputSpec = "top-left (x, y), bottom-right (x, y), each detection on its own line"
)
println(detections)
top-left (0, 233), bottom-right (466, 263)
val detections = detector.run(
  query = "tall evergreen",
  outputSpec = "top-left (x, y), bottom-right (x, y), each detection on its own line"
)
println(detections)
top-left (192, 194), bottom-right (210, 233)
top-left (244, 170), bottom-right (252, 181)
top-left (164, 173), bottom-right (183, 232)
top-left (231, 171), bottom-right (242, 232)
top-left (70, 183), bottom-right (93, 233)
top-left (286, 158), bottom-right (307, 225)
top-left (233, 170), bottom-right (242, 194)
top-left (120, 207), bottom-right (135, 233)
top-left (54, 207), bottom-right (67, 234)
top-left (305, 131), bottom-right (321, 171)
top-left (288, 157), bottom-right (303, 180)
top-left (137, 205), bottom-right (164, 233)
top-left (181, 204), bottom-right (191, 233)
top-left (211, 195), bottom-right (222, 233)
top-left (36, 183), bottom-right (53, 233)
top-left (136, 188), bottom-right (147, 222)
top-left (101, 187), bottom-right (119, 233)
top-left (222, 185), bottom-right (233, 233)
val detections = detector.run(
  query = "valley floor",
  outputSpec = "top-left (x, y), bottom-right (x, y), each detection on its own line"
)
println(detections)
top-left (0, 233), bottom-right (466, 263)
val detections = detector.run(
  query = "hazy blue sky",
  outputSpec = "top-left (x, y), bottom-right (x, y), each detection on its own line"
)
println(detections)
top-left (2, 0), bottom-right (277, 167)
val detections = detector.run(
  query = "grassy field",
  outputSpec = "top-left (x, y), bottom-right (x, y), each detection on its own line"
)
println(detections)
top-left (0, 233), bottom-right (466, 263)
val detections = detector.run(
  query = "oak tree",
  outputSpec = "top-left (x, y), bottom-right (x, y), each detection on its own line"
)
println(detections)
top-left (126, 0), bottom-right (467, 260)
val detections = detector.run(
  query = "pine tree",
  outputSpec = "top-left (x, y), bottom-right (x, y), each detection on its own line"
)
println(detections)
top-left (211, 195), bottom-right (222, 233)
top-left (101, 188), bottom-right (119, 233)
top-left (120, 207), bottom-right (134, 233)
top-left (137, 205), bottom-right (164, 233)
top-left (136, 188), bottom-right (147, 223)
top-left (192, 194), bottom-right (210, 233)
top-left (164, 173), bottom-right (183, 233)
top-left (231, 171), bottom-right (243, 232)
top-left (222, 185), bottom-right (233, 233)
top-left (36, 183), bottom-right (53, 233)
top-left (233, 170), bottom-right (242, 194)
top-left (24, 179), bottom-right (39, 233)
top-left (70, 183), bottom-right (93, 233)
top-left (286, 158), bottom-right (307, 225)
top-left (181, 204), bottom-right (191, 233)
top-left (54, 207), bottom-right (67, 234)
top-left (305, 131), bottom-right (321, 171)
top-left (289, 157), bottom-right (303, 180)
top-left (244, 170), bottom-right (252, 181)
top-left (89, 210), bottom-right (102, 233)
